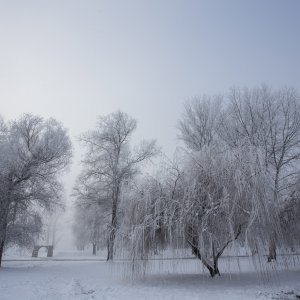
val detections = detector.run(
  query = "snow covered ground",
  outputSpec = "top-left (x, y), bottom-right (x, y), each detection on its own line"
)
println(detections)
top-left (0, 256), bottom-right (300, 299)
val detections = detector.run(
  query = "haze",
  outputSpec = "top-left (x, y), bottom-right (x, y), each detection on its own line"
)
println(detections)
top-left (1, 0), bottom-right (300, 250)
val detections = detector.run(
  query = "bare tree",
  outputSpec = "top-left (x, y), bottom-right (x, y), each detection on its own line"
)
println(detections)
top-left (182, 145), bottom-right (275, 276)
top-left (178, 95), bottom-right (223, 151)
top-left (219, 85), bottom-right (300, 260)
top-left (0, 114), bottom-right (72, 266)
top-left (77, 111), bottom-right (157, 260)
top-left (279, 182), bottom-right (300, 252)
top-left (44, 207), bottom-right (65, 249)
top-left (72, 204), bottom-right (104, 254)
top-left (123, 144), bottom-right (274, 277)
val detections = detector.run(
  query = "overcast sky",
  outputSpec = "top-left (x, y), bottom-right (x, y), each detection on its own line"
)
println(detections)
top-left (1, 0), bottom-right (300, 248)
top-left (1, 0), bottom-right (300, 154)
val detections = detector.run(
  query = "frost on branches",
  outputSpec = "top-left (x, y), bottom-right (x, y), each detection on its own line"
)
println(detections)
top-left (121, 144), bottom-right (275, 277)
top-left (119, 86), bottom-right (300, 277)
top-left (73, 110), bottom-right (157, 260)
top-left (70, 86), bottom-right (300, 279)
top-left (0, 114), bottom-right (72, 266)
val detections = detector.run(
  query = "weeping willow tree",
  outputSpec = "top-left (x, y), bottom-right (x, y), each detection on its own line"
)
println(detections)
top-left (178, 86), bottom-right (300, 262)
top-left (119, 143), bottom-right (279, 277)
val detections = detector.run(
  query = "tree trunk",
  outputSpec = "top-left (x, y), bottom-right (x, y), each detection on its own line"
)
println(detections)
top-left (106, 240), bottom-right (110, 260)
top-left (187, 225), bottom-right (242, 277)
top-left (189, 240), bottom-right (220, 277)
top-left (211, 243), bottom-right (221, 277)
top-left (212, 257), bottom-right (220, 277)
top-left (267, 238), bottom-right (277, 262)
top-left (0, 240), bottom-right (5, 267)
top-left (0, 225), bottom-right (8, 268)
top-left (268, 175), bottom-right (279, 262)
top-left (107, 188), bottom-right (118, 261)
top-left (92, 243), bottom-right (96, 255)
top-left (107, 229), bottom-right (115, 260)
top-left (0, 208), bottom-right (9, 268)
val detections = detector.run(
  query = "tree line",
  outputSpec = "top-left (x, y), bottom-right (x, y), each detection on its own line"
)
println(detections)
top-left (73, 85), bottom-right (300, 277)
top-left (1, 85), bottom-right (299, 278)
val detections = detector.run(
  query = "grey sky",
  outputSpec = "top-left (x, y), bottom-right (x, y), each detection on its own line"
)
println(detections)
top-left (1, 0), bottom-right (300, 250)
top-left (1, 0), bottom-right (300, 156)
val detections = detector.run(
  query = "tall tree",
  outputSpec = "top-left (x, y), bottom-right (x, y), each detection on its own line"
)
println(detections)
top-left (219, 86), bottom-right (300, 260)
top-left (0, 114), bottom-right (72, 266)
top-left (77, 111), bottom-right (157, 260)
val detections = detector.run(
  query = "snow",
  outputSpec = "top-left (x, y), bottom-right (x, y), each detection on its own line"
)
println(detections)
top-left (0, 256), bottom-right (300, 300)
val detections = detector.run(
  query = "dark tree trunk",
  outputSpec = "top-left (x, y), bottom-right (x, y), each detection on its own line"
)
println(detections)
top-left (190, 242), bottom-right (220, 277)
top-left (0, 240), bottom-right (4, 267)
top-left (0, 224), bottom-right (7, 267)
top-left (212, 257), bottom-right (220, 277)
top-left (268, 179), bottom-right (278, 262)
top-left (107, 229), bottom-right (115, 261)
top-left (92, 243), bottom-right (96, 255)
top-left (0, 208), bottom-right (9, 268)
top-left (186, 224), bottom-right (242, 277)
top-left (107, 188), bottom-right (118, 261)
top-left (267, 239), bottom-right (277, 262)
top-left (106, 240), bottom-right (110, 261)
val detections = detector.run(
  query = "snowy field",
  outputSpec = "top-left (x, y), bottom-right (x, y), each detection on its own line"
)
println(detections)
top-left (1, 256), bottom-right (300, 300)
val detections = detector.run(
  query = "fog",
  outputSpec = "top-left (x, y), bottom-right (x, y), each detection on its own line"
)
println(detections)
top-left (1, 0), bottom-right (300, 251)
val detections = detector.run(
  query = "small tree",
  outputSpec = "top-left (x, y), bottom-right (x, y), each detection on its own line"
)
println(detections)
top-left (73, 204), bottom-right (106, 254)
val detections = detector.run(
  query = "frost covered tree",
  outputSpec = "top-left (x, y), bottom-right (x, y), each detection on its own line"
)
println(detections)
top-left (5, 207), bottom-right (42, 249)
top-left (43, 208), bottom-right (65, 249)
top-left (178, 86), bottom-right (300, 261)
top-left (122, 86), bottom-right (300, 277)
top-left (73, 177), bottom-right (111, 253)
top-left (279, 183), bottom-right (300, 252)
top-left (72, 204), bottom-right (106, 254)
top-left (77, 111), bottom-right (157, 260)
top-left (218, 86), bottom-right (300, 260)
top-left (177, 95), bottom-right (222, 150)
top-left (0, 114), bottom-right (72, 266)
top-left (123, 144), bottom-right (275, 277)
top-left (180, 145), bottom-right (274, 276)
top-left (120, 171), bottom-right (178, 261)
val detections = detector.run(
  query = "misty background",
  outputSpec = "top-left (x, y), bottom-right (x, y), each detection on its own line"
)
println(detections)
top-left (1, 0), bottom-right (300, 251)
